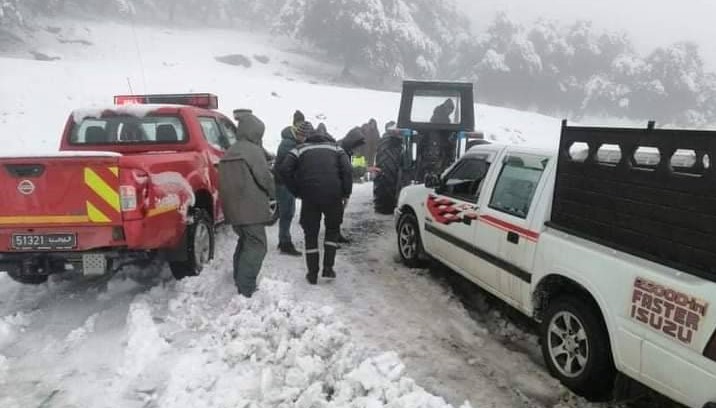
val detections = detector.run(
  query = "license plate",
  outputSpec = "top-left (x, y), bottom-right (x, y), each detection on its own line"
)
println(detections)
top-left (11, 233), bottom-right (77, 250)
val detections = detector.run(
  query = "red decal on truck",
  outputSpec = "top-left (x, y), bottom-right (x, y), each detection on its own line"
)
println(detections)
top-left (630, 277), bottom-right (709, 345)
top-left (478, 214), bottom-right (540, 242)
top-left (426, 195), bottom-right (478, 226)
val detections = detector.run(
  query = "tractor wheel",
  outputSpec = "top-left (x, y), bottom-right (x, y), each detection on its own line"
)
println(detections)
top-left (373, 135), bottom-right (403, 214)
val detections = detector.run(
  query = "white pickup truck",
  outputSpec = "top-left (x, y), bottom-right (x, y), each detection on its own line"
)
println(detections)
top-left (394, 122), bottom-right (716, 407)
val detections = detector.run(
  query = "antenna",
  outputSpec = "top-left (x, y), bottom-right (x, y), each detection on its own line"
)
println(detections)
top-left (128, 9), bottom-right (148, 93)
top-left (126, 77), bottom-right (134, 94)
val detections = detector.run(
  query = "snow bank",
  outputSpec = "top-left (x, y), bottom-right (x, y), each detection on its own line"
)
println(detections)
top-left (0, 313), bottom-right (30, 350)
top-left (157, 278), bottom-right (471, 408)
top-left (121, 300), bottom-right (169, 379)
top-left (0, 354), bottom-right (8, 385)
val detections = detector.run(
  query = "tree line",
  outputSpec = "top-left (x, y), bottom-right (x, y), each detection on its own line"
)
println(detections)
top-left (2, 0), bottom-right (714, 126)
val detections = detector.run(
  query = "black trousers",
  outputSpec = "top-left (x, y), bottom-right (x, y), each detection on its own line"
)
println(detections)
top-left (300, 200), bottom-right (342, 273)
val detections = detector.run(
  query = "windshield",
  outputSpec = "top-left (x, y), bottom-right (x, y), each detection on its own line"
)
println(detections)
top-left (70, 116), bottom-right (187, 145)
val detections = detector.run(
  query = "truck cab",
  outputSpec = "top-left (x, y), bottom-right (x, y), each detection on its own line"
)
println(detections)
top-left (0, 93), bottom-right (238, 283)
top-left (395, 121), bottom-right (716, 408)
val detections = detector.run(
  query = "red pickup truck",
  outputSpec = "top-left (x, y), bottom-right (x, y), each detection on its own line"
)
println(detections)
top-left (0, 93), bottom-right (238, 284)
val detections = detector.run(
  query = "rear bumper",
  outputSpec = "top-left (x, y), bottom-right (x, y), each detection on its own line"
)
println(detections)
top-left (0, 249), bottom-right (154, 275)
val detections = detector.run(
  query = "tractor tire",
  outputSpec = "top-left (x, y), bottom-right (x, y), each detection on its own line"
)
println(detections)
top-left (374, 135), bottom-right (403, 214)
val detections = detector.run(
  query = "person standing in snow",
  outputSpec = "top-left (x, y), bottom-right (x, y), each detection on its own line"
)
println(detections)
top-left (274, 110), bottom-right (306, 256)
top-left (218, 111), bottom-right (276, 297)
top-left (334, 126), bottom-right (367, 244)
top-left (358, 118), bottom-right (380, 167)
top-left (279, 121), bottom-right (353, 284)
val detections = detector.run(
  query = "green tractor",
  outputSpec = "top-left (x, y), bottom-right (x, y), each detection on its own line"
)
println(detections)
top-left (373, 80), bottom-right (486, 214)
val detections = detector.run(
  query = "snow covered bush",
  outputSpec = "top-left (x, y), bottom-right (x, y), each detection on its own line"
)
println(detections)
top-left (277, 0), bottom-right (467, 81)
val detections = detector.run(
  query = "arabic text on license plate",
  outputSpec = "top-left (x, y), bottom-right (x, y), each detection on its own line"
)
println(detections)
top-left (12, 234), bottom-right (77, 250)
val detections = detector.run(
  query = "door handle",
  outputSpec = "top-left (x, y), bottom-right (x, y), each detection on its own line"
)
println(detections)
top-left (507, 231), bottom-right (519, 244)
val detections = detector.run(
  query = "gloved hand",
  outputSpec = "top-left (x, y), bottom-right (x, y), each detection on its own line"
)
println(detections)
top-left (267, 199), bottom-right (279, 226)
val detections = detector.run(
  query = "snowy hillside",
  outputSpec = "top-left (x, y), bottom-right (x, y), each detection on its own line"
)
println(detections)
top-left (0, 18), bottom-right (562, 155)
top-left (0, 18), bottom-right (630, 408)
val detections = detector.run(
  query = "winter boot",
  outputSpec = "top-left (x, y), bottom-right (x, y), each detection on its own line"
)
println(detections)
top-left (305, 272), bottom-right (318, 285)
top-left (322, 267), bottom-right (336, 279)
top-left (305, 251), bottom-right (319, 285)
top-left (278, 242), bottom-right (302, 256)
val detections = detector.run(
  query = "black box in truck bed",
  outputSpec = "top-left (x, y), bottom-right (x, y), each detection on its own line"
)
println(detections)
top-left (549, 120), bottom-right (716, 283)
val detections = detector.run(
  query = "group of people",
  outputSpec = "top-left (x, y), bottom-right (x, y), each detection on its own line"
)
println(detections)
top-left (218, 109), bottom-right (358, 297)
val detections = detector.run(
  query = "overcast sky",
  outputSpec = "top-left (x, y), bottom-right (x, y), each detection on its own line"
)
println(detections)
top-left (458, 0), bottom-right (716, 68)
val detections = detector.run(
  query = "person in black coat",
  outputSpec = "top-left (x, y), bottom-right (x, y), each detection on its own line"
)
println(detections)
top-left (279, 122), bottom-right (353, 284)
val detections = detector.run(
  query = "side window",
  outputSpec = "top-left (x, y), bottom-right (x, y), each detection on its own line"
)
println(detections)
top-left (218, 118), bottom-right (237, 147)
top-left (199, 117), bottom-right (230, 150)
top-left (489, 154), bottom-right (549, 219)
top-left (440, 156), bottom-right (490, 201)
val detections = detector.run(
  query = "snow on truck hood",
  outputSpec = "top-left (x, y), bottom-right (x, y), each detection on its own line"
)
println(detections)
top-left (0, 151), bottom-right (122, 158)
top-left (71, 104), bottom-right (183, 122)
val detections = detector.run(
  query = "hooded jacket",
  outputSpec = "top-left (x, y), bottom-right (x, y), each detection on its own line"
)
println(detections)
top-left (219, 113), bottom-right (276, 226)
top-left (339, 127), bottom-right (366, 158)
top-left (274, 126), bottom-right (298, 185)
top-left (279, 133), bottom-right (352, 205)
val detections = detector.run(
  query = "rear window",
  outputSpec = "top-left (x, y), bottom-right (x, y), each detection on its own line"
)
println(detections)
top-left (70, 116), bottom-right (187, 145)
top-left (410, 90), bottom-right (461, 124)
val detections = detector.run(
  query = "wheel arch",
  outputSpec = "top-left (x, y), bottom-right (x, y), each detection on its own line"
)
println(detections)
top-left (533, 273), bottom-right (618, 362)
top-left (193, 189), bottom-right (214, 221)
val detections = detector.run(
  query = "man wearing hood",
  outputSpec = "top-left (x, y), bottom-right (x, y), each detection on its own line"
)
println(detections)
top-left (273, 110), bottom-right (306, 256)
top-left (279, 121), bottom-right (353, 284)
top-left (218, 111), bottom-right (276, 297)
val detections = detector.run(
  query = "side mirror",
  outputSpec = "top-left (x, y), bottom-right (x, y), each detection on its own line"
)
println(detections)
top-left (424, 173), bottom-right (440, 189)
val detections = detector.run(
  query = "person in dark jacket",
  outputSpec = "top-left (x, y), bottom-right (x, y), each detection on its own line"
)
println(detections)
top-left (273, 110), bottom-right (306, 256)
top-left (218, 111), bottom-right (276, 297)
top-left (333, 127), bottom-right (367, 244)
top-left (316, 122), bottom-right (336, 142)
top-left (357, 118), bottom-right (380, 167)
top-left (279, 122), bottom-right (353, 284)
top-left (430, 98), bottom-right (455, 124)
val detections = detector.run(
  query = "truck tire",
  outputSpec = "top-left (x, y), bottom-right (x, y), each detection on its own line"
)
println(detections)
top-left (397, 212), bottom-right (426, 268)
top-left (540, 296), bottom-right (616, 401)
top-left (169, 209), bottom-right (215, 280)
top-left (374, 135), bottom-right (402, 214)
top-left (7, 270), bottom-right (48, 285)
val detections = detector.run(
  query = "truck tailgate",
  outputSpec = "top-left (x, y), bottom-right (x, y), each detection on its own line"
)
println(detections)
top-left (0, 155), bottom-right (122, 227)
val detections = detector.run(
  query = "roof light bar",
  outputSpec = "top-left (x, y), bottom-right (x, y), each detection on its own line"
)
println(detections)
top-left (113, 93), bottom-right (219, 109)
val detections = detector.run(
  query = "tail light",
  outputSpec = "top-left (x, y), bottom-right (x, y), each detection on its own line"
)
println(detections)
top-left (120, 186), bottom-right (137, 211)
top-left (119, 168), bottom-right (148, 220)
top-left (704, 330), bottom-right (716, 362)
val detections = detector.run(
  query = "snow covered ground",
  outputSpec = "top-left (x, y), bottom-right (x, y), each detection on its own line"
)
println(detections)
top-left (0, 17), bottom-right (654, 408)
top-left (0, 17), bottom-right (562, 155)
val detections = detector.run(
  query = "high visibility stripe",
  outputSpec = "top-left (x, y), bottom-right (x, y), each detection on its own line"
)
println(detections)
top-left (84, 168), bottom-right (120, 213)
top-left (108, 166), bottom-right (119, 177)
top-left (325, 241), bottom-right (339, 247)
top-left (147, 205), bottom-right (179, 218)
top-left (0, 215), bottom-right (89, 225)
top-left (305, 248), bottom-right (319, 254)
top-left (86, 202), bottom-right (111, 223)
top-left (292, 143), bottom-right (343, 158)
